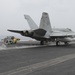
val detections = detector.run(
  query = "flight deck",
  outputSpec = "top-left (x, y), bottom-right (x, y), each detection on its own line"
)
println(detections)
top-left (0, 41), bottom-right (75, 75)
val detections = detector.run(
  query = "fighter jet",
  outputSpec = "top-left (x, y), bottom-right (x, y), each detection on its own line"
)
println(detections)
top-left (8, 12), bottom-right (75, 45)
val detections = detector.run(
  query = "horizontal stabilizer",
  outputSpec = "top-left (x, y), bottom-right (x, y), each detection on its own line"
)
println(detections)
top-left (8, 29), bottom-right (22, 34)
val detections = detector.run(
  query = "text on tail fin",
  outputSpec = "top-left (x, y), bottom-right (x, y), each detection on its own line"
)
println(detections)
top-left (39, 12), bottom-right (52, 33)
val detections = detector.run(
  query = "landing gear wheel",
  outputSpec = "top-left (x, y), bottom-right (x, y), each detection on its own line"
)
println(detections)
top-left (56, 41), bottom-right (60, 46)
top-left (40, 41), bottom-right (44, 45)
top-left (64, 42), bottom-right (68, 45)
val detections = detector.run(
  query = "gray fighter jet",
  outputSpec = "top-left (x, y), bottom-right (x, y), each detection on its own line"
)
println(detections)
top-left (8, 12), bottom-right (75, 45)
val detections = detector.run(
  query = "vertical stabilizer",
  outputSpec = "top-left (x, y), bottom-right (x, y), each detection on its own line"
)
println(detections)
top-left (39, 12), bottom-right (52, 33)
top-left (24, 15), bottom-right (38, 30)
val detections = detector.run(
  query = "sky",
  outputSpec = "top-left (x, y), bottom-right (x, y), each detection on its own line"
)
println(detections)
top-left (0, 0), bottom-right (75, 39)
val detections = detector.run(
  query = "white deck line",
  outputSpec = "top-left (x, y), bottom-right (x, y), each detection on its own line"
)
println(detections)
top-left (1, 53), bottom-right (75, 75)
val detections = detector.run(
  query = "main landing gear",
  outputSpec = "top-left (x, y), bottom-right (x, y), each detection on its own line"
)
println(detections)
top-left (56, 41), bottom-right (60, 46)
top-left (40, 41), bottom-right (69, 46)
top-left (40, 41), bottom-right (44, 45)
top-left (56, 41), bottom-right (69, 46)
top-left (64, 42), bottom-right (68, 45)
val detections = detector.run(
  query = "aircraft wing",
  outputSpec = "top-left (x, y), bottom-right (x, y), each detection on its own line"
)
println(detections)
top-left (50, 32), bottom-right (75, 38)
